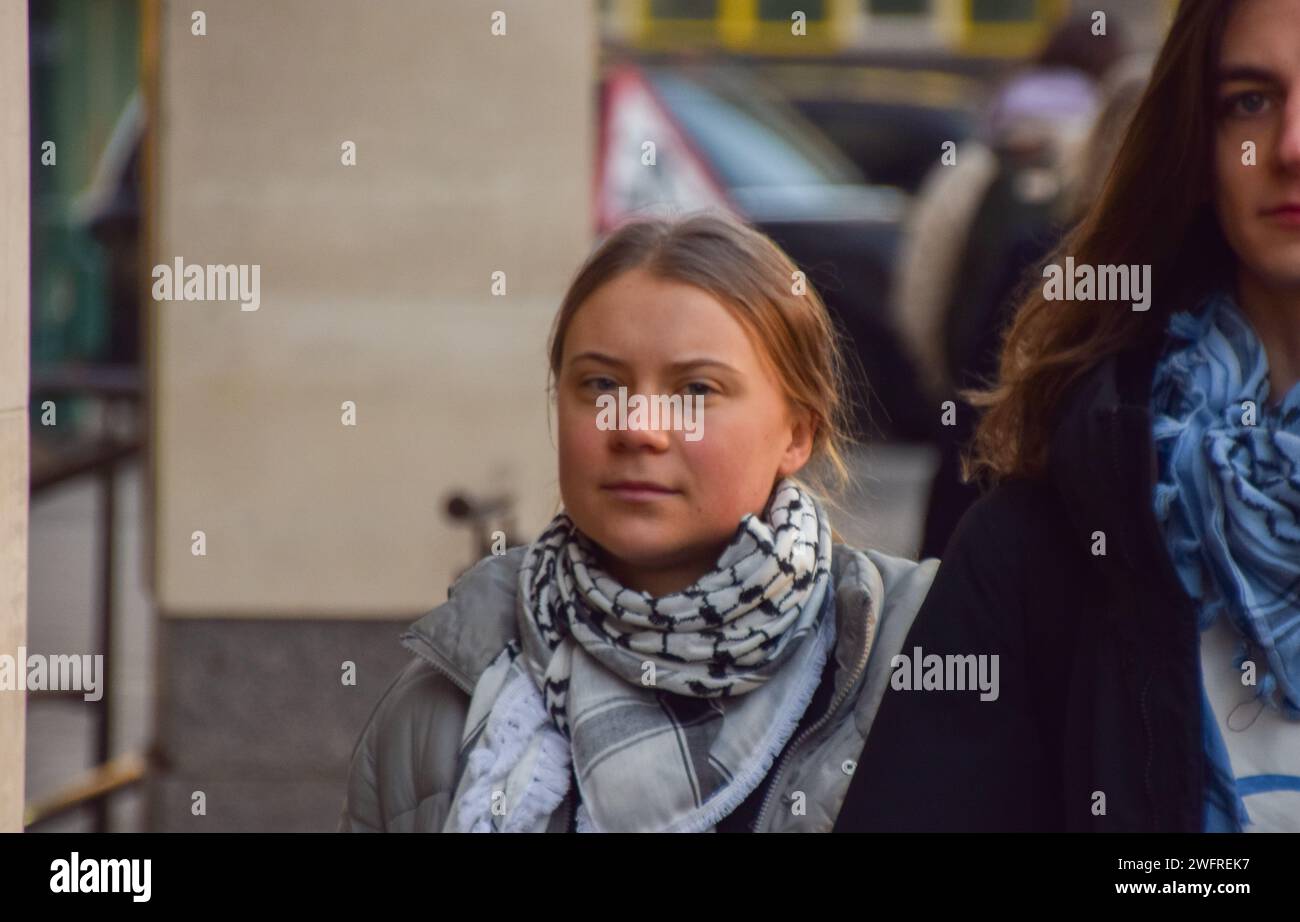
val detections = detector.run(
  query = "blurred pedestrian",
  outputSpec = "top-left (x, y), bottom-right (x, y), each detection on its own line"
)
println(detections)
top-left (904, 10), bottom-right (1130, 558)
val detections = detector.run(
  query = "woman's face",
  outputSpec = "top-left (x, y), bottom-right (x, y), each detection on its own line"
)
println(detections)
top-left (555, 267), bottom-right (813, 597)
top-left (1214, 0), bottom-right (1300, 289)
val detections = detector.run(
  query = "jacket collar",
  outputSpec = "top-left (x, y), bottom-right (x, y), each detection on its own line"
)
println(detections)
top-left (1046, 333), bottom-right (1197, 637)
top-left (401, 546), bottom-right (530, 695)
top-left (401, 543), bottom-right (882, 706)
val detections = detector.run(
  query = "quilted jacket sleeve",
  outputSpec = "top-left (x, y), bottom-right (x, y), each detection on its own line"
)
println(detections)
top-left (338, 656), bottom-right (472, 832)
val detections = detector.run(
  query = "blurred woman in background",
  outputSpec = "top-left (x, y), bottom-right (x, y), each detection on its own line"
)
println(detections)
top-left (900, 10), bottom-right (1130, 559)
top-left (843, 0), bottom-right (1300, 832)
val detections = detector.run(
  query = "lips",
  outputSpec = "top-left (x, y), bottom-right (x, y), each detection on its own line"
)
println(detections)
top-left (603, 480), bottom-right (675, 492)
top-left (601, 480), bottom-right (678, 501)
top-left (1261, 204), bottom-right (1300, 227)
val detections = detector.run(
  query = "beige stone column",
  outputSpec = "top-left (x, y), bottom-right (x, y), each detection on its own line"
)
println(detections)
top-left (143, 1), bottom-right (594, 829)
top-left (0, 0), bottom-right (31, 833)
top-left (150, 0), bottom-right (594, 618)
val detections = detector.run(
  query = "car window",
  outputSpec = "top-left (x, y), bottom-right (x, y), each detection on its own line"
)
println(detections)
top-left (644, 69), bottom-right (862, 189)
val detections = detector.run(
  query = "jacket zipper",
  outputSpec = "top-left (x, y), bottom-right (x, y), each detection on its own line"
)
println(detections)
top-left (399, 630), bottom-right (475, 696)
top-left (560, 791), bottom-right (574, 833)
top-left (751, 619), bottom-right (874, 832)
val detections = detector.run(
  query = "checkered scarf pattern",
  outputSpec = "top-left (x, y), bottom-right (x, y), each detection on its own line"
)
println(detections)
top-left (443, 478), bottom-right (836, 833)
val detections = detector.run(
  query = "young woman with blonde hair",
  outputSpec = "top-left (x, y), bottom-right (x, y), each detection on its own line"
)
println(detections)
top-left (340, 211), bottom-right (937, 832)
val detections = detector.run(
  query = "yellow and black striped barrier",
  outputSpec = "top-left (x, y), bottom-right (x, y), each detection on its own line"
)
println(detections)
top-left (603, 0), bottom-right (1071, 59)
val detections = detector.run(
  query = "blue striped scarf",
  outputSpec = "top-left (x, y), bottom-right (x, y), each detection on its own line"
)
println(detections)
top-left (1151, 290), bottom-right (1300, 831)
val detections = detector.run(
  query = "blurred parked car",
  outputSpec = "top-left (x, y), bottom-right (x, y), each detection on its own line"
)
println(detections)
top-left (596, 58), bottom-right (931, 441)
top-left (751, 62), bottom-right (983, 195)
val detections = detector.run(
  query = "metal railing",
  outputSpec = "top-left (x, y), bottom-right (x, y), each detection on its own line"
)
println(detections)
top-left (24, 363), bottom-right (146, 832)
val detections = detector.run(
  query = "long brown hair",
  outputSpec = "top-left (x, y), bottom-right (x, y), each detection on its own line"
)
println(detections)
top-left (546, 210), bottom-right (862, 517)
top-left (967, 0), bottom-right (1237, 483)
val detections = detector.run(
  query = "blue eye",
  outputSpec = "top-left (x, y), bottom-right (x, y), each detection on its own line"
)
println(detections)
top-left (683, 381), bottom-right (715, 397)
top-left (584, 376), bottom-right (618, 391)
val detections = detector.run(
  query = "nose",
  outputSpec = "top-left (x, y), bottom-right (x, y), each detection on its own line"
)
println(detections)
top-left (607, 392), bottom-right (674, 453)
top-left (609, 420), bottom-right (673, 453)
top-left (1278, 92), bottom-right (1300, 171)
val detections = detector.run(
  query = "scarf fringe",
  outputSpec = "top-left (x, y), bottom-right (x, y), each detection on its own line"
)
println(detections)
top-left (662, 602), bottom-right (838, 833)
top-left (456, 665), bottom-right (572, 833)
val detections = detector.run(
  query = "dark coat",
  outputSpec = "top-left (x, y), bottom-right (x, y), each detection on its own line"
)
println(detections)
top-left (836, 335), bottom-right (1208, 831)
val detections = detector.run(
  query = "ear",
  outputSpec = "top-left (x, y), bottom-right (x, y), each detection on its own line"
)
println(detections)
top-left (776, 407), bottom-right (816, 479)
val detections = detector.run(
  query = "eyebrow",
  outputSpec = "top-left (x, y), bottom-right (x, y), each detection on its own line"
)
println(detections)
top-left (1216, 65), bottom-right (1285, 87)
top-left (566, 351), bottom-right (739, 374)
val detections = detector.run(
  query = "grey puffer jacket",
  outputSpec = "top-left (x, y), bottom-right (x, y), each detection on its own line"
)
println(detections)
top-left (338, 543), bottom-right (937, 832)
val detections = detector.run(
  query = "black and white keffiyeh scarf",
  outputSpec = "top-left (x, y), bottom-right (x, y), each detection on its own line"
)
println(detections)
top-left (442, 478), bottom-right (836, 833)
